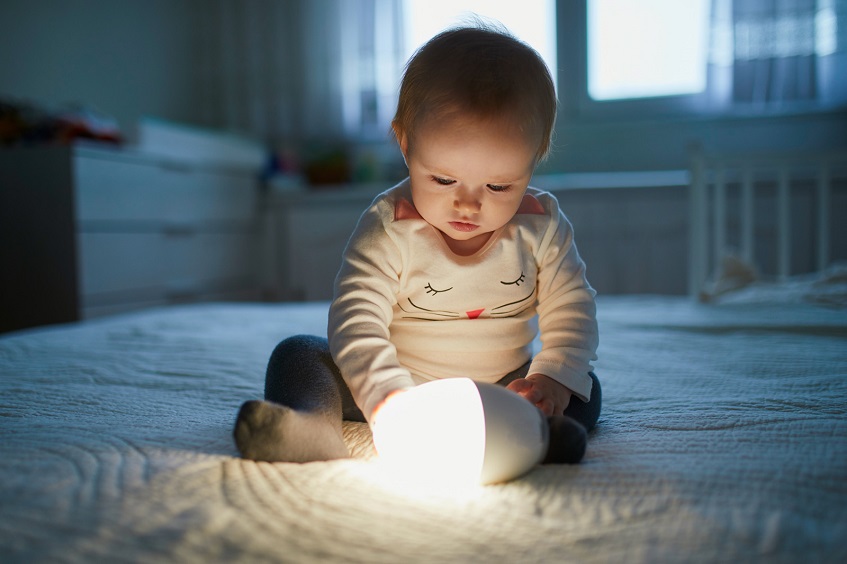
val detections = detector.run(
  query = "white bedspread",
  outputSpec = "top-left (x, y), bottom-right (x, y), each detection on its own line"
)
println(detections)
top-left (1, 296), bottom-right (845, 563)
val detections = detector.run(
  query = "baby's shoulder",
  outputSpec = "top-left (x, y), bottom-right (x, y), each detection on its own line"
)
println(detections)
top-left (368, 179), bottom-right (415, 223)
top-left (524, 187), bottom-right (562, 215)
top-left (510, 188), bottom-right (561, 232)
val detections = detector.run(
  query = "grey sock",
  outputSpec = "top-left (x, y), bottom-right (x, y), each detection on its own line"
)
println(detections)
top-left (234, 400), bottom-right (349, 463)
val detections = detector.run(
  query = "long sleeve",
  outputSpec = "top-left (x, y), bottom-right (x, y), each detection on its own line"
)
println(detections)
top-left (527, 207), bottom-right (598, 402)
top-left (328, 199), bottom-right (416, 423)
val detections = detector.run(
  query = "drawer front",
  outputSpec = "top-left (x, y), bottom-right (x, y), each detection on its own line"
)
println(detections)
top-left (74, 156), bottom-right (258, 223)
top-left (78, 231), bottom-right (260, 301)
top-left (284, 206), bottom-right (363, 300)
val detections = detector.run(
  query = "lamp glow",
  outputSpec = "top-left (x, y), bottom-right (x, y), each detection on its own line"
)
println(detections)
top-left (371, 378), bottom-right (549, 486)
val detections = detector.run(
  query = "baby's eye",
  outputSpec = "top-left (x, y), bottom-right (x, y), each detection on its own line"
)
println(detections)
top-left (431, 176), bottom-right (455, 186)
top-left (487, 184), bottom-right (512, 192)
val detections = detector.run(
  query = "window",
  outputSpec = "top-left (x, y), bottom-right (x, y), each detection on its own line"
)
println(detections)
top-left (565, 0), bottom-right (846, 120)
top-left (587, 0), bottom-right (711, 100)
top-left (401, 0), bottom-right (558, 90)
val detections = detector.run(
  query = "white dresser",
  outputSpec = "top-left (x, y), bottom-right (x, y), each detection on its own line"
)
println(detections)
top-left (0, 144), bottom-right (265, 331)
top-left (265, 186), bottom-right (378, 302)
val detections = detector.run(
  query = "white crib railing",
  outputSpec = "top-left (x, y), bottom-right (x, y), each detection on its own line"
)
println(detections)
top-left (688, 148), bottom-right (847, 297)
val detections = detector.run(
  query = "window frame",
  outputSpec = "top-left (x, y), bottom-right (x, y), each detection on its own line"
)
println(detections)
top-left (556, 0), bottom-right (847, 125)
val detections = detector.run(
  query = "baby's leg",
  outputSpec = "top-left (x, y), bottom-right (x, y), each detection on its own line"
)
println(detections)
top-left (563, 372), bottom-right (602, 432)
top-left (545, 372), bottom-right (602, 463)
top-left (234, 335), bottom-right (361, 463)
top-left (234, 400), bottom-right (348, 463)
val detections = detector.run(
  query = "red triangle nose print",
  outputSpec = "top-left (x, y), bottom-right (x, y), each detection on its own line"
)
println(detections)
top-left (466, 309), bottom-right (484, 319)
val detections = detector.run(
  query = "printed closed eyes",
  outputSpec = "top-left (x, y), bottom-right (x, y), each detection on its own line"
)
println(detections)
top-left (425, 272), bottom-right (522, 295)
top-left (501, 272), bottom-right (526, 286)
top-left (425, 282), bottom-right (452, 295)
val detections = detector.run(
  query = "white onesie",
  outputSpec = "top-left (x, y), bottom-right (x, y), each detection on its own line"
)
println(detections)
top-left (328, 179), bottom-right (598, 421)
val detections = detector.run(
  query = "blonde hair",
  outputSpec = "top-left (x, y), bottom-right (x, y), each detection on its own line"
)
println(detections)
top-left (392, 24), bottom-right (557, 162)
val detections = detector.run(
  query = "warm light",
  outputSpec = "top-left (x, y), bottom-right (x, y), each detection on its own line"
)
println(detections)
top-left (371, 378), bottom-right (549, 486)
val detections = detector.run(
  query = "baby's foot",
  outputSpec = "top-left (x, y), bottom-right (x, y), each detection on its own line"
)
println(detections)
top-left (543, 415), bottom-right (587, 464)
top-left (233, 400), bottom-right (349, 463)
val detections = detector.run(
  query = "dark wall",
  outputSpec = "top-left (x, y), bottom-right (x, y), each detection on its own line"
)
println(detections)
top-left (0, 0), bottom-right (205, 141)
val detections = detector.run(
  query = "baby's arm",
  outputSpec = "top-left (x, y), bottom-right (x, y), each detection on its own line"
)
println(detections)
top-left (529, 202), bottom-right (598, 403)
top-left (328, 201), bottom-right (416, 422)
top-left (506, 373), bottom-right (572, 416)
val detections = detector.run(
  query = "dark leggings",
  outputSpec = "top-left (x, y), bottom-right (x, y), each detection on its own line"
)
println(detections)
top-left (264, 335), bottom-right (601, 431)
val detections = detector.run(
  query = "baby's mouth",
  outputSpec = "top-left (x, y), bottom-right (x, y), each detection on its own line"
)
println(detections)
top-left (449, 221), bottom-right (479, 232)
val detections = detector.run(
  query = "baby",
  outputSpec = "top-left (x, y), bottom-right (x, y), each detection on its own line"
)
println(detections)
top-left (235, 24), bottom-right (601, 466)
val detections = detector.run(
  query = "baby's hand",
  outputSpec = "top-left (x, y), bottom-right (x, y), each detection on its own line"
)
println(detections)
top-left (506, 373), bottom-right (572, 416)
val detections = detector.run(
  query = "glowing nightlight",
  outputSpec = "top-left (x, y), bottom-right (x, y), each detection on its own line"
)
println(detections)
top-left (371, 378), bottom-right (549, 486)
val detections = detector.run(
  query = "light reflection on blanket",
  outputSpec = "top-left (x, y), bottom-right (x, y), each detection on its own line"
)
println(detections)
top-left (1, 297), bottom-right (845, 562)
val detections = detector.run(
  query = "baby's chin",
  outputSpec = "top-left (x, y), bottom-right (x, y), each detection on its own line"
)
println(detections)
top-left (438, 229), bottom-right (495, 255)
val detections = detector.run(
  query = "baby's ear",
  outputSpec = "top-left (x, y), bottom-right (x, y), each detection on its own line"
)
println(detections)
top-left (516, 194), bottom-right (545, 215)
top-left (392, 123), bottom-right (409, 162)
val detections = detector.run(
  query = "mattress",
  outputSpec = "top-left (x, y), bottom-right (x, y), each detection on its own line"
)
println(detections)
top-left (1, 294), bottom-right (845, 563)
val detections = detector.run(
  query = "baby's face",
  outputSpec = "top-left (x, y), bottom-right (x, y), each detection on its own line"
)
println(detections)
top-left (400, 117), bottom-right (537, 255)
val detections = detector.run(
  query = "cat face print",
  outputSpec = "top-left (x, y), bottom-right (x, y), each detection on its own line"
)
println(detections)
top-left (391, 192), bottom-right (545, 322)
top-left (397, 268), bottom-right (537, 321)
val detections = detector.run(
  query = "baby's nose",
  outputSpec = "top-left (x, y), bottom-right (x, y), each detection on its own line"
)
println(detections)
top-left (453, 191), bottom-right (481, 213)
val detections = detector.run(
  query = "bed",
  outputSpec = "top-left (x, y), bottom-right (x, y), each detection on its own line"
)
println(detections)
top-left (3, 143), bottom-right (847, 562)
top-left (1, 286), bottom-right (845, 563)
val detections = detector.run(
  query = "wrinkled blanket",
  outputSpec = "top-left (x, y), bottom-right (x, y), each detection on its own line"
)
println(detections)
top-left (1, 296), bottom-right (845, 563)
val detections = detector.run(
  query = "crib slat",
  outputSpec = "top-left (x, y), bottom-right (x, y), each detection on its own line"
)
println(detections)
top-left (713, 167), bottom-right (726, 268)
top-left (777, 167), bottom-right (791, 280)
top-left (688, 153), bottom-right (708, 297)
top-left (741, 167), bottom-right (754, 265)
top-left (817, 164), bottom-right (831, 272)
top-left (691, 149), bottom-right (845, 295)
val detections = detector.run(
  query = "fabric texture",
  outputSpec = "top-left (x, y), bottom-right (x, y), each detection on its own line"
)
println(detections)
top-left (1, 297), bottom-right (845, 562)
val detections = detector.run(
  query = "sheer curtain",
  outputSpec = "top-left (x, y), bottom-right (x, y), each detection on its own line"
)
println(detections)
top-left (708, 0), bottom-right (846, 111)
top-left (196, 0), bottom-right (405, 145)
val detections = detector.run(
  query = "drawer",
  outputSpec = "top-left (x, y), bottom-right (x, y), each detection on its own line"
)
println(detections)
top-left (78, 230), bottom-right (260, 298)
top-left (283, 205), bottom-right (363, 300)
top-left (74, 155), bottom-right (258, 223)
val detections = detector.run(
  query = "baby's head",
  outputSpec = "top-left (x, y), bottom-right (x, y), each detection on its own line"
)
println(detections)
top-left (392, 24), bottom-right (557, 163)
